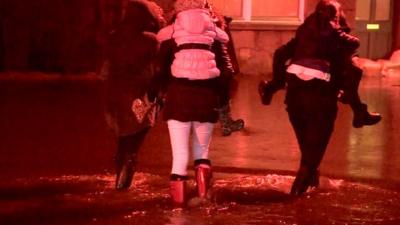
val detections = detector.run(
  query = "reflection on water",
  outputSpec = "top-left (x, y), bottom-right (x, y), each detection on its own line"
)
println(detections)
top-left (344, 75), bottom-right (400, 183)
top-left (1, 173), bottom-right (399, 225)
top-left (347, 128), bottom-right (384, 179)
top-left (167, 212), bottom-right (188, 225)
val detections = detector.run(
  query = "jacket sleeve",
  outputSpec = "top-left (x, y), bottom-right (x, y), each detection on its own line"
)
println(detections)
top-left (147, 39), bottom-right (175, 101)
top-left (212, 40), bottom-right (236, 106)
top-left (156, 25), bottom-right (174, 42)
top-left (335, 29), bottom-right (360, 53)
top-left (272, 38), bottom-right (296, 89)
top-left (258, 38), bottom-right (296, 105)
top-left (212, 40), bottom-right (235, 77)
top-left (215, 27), bottom-right (229, 43)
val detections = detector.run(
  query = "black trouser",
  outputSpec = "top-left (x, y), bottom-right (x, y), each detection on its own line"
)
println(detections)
top-left (338, 63), bottom-right (364, 111)
top-left (286, 75), bottom-right (338, 171)
top-left (218, 74), bottom-right (237, 106)
top-left (116, 128), bottom-right (150, 163)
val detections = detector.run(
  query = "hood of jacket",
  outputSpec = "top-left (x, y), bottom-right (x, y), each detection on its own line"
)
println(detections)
top-left (175, 9), bottom-right (213, 34)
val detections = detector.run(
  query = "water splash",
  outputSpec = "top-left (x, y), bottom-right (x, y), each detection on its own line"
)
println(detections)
top-left (1, 173), bottom-right (399, 225)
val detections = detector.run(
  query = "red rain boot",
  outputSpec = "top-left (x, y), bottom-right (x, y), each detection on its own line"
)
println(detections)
top-left (170, 175), bottom-right (187, 207)
top-left (195, 163), bottom-right (212, 198)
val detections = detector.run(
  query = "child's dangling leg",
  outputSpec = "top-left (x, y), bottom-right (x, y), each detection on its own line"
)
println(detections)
top-left (338, 64), bottom-right (382, 128)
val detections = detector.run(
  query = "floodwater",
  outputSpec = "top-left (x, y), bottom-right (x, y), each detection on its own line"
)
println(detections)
top-left (1, 71), bottom-right (400, 224)
top-left (1, 173), bottom-right (399, 225)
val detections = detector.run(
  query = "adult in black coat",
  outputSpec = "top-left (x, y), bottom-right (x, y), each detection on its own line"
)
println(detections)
top-left (101, 0), bottom-right (164, 190)
top-left (260, 0), bottom-right (377, 196)
top-left (260, 15), bottom-right (381, 128)
top-left (210, 6), bottom-right (244, 136)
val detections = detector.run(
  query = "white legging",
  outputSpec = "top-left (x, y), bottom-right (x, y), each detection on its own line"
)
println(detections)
top-left (167, 119), bottom-right (214, 176)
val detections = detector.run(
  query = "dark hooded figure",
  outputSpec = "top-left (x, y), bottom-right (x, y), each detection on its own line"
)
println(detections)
top-left (261, 0), bottom-right (372, 196)
top-left (101, 0), bottom-right (164, 190)
top-left (259, 4), bottom-right (381, 128)
top-left (207, 3), bottom-right (245, 137)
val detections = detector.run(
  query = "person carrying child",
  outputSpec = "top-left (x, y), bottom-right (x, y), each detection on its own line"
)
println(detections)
top-left (259, 1), bottom-right (381, 128)
top-left (259, 0), bottom-right (381, 195)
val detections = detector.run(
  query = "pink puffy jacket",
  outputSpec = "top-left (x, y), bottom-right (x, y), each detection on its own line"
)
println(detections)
top-left (157, 9), bottom-right (229, 80)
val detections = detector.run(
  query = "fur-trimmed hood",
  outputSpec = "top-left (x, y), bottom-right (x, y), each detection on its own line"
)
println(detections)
top-left (174, 0), bottom-right (207, 13)
top-left (156, 9), bottom-right (228, 44)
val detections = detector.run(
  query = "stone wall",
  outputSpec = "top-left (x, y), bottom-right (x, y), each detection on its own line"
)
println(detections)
top-left (231, 29), bottom-right (296, 77)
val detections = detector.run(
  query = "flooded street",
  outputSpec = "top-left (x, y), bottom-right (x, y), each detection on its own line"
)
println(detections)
top-left (1, 73), bottom-right (399, 224)
top-left (1, 173), bottom-right (399, 225)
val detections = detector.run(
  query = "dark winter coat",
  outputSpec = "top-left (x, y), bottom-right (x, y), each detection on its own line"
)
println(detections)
top-left (291, 13), bottom-right (359, 69)
top-left (103, 0), bottom-right (163, 136)
top-left (149, 39), bottom-right (234, 123)
top-left (268, 13), bottom-right (360, 91)
top-left (286, 12), bottom-right (359, 106)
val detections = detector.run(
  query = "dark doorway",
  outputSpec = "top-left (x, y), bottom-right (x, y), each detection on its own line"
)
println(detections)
top-left (354, 0), bottom-right (393, 59)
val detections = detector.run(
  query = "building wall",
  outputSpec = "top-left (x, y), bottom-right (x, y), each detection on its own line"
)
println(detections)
top-left (231, 29), bottom-right (295, 77)
top-left (0, 0), bottom-right (103, 73)
top-left (228, 0), bottom-right (356, 77)
top-left (0, 0), bottom-right (357, 74)
top-left (393, 0), bottom-right (400, 51)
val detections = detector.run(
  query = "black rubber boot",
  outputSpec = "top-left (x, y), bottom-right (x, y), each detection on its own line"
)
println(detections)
top-left (218, 104), bottom-right (244, 136)
top-left (352, 104), bottom-right (382, 128)
top-left (115, 152), bottom-right (137, 190)
top-left (114, 129), bottom-right (149, 190)
top-left (290, 167), bottom-right (320, 196)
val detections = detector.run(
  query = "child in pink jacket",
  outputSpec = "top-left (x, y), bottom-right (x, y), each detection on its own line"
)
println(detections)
top-left (155, 0), bottom-right (230, 207)
top-left (157, 0), bottom-right (229, 80)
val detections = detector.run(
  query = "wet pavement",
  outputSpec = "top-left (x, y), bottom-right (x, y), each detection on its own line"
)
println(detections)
top-left (1, 72), bottom-right (400, 224)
